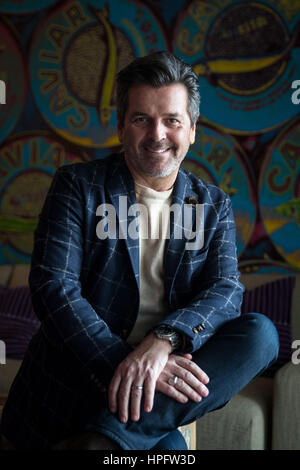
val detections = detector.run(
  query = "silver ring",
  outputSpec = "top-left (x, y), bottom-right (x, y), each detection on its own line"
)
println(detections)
top-left (135, 385), bottom-right (143, 390)
top-left (168, 375), bottom-right (179, 386)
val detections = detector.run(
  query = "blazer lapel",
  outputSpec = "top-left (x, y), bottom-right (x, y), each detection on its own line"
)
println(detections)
top-left (164, 168), bottom-right (204, 301)
top-left (106, 155), bottom-right (140, 288)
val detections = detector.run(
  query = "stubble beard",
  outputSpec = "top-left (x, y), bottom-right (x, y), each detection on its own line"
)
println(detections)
top-left (133, 144), bottom-right (184, 178)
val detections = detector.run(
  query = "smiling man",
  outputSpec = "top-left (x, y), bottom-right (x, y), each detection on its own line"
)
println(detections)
top-left (1, 52), bottom-right (279, 450)
top-left (118, 82), bottom-right (195, 185)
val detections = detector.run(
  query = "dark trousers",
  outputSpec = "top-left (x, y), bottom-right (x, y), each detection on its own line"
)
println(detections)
top-left (83, 313), bottom-right (279, 450)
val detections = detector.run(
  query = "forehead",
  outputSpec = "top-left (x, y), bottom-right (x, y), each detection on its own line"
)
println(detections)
top-left (126, 83), bottom-right (189, 115)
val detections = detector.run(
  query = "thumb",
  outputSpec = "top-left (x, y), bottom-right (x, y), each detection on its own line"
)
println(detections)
top-left (182, 353), bottom-right (192, 360)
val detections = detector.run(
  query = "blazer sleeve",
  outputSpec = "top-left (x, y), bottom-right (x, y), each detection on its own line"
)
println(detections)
top-left (154, 194), bottom-right (244, 353)
top-left (29, 165), bottom-right (132, 385)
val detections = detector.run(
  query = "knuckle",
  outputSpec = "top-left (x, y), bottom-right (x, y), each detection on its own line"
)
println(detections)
top-left (146, 368), bottom-right (156, 381)
top-left (124, 366), bottom-right (135, 379)
top-left (167, 384), bottom-right (178, 396)
top-left (177, 377), bottom-right (185, 388)
top-left (182, 370), bottom-right (190, 381)
top-left (118, 389), bottom-right (129, 401)
top-left (131, 390), bottom-right (142, 400)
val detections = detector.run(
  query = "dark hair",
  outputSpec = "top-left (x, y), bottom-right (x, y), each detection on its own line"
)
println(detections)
top-left (116, 51), bottom-right (200, 127)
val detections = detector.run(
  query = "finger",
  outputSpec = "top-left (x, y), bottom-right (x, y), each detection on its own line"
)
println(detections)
top-left (171, 376), bottom-right (203, 402)
top-left (108, 373), bottom-right (122, 414)
top-left (143, 370), bottom-right (156, 414)
top-left (156, 376), bottom-right (188, 404)
top-left (176, 356), bottom-right (210, 384)
top-left (167, 356), bottom-right (209, 397)
top-left (177, 367), bottom-right (209, 397)
top-left (118, 374), bottom-right (134, 423)
top-left (130, 379), bottom-right (144, 422)
top-left (182, 353), bottom-right (192, 360)
top-left (172, 365), bottom-right (209, 398)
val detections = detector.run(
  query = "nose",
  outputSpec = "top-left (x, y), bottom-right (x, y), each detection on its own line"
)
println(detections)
top-left (147, 120), bottom-right (166, 141)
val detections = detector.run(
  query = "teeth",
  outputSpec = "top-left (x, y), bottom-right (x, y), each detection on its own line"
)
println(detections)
top-left (147, 148), bottom-right (169, 153)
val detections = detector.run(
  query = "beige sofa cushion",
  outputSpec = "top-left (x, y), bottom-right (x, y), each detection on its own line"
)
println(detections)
top-left (9, 265), bottom-right (31, 288)
top-left (0, 264), bottom-right (31, 288)
top-left (196, 377), bottom-right (273, 450)
top-left (0, 359), bottom-right (22, 395)
top-left (0, 265), bottom-right (13, 286)
top-left (272, 361), bottom-right (300, 450)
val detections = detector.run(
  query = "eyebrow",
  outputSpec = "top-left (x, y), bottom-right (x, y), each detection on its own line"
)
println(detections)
top-left (130, 112), bottom-right (148, 118)
top-left (130, 111), bottom-right (184, 119)
top-left (165, 112), bottom-right (183, 118)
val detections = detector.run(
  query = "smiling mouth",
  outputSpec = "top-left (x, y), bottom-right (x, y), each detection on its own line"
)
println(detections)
top-left (144, 146), bottom-right (172, 154)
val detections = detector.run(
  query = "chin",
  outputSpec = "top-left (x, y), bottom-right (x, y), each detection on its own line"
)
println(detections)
top-left (143, 163), bottom-right (177, 178)
top-left (142, 157), bottom-right (181, 178)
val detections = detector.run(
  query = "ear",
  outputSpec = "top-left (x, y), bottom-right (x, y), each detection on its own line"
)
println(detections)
top-left (189, 122), bottom-right (196, 145)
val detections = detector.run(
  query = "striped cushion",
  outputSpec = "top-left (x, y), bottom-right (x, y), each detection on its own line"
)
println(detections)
top-left (241, 276), bottom-right (296, 377)
top-left (0, 286), bottom-right (40, 360)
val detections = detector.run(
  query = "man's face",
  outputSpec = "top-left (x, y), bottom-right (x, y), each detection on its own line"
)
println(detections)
top-left (117, 83), bottom-right (196, 179)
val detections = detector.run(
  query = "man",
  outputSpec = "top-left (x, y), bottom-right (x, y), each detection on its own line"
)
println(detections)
top-left (1, 52), bottom-right (279, 450)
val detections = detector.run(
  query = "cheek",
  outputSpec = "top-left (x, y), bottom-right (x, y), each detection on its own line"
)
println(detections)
top-left (175, 131), bottom-right (192, 148)
top-left (127, 129), bottom-right (143, 146)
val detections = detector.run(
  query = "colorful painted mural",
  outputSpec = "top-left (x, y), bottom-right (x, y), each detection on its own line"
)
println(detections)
top-left (0, 0), bottom-right (299, 273)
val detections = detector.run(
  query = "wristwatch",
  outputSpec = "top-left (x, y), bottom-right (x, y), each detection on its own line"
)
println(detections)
top-left (153, 325), bottom-right (183, 352)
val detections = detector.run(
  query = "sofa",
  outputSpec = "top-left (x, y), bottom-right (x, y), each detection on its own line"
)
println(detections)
top-left (196, 271), bottom-right (300, 450)
top-left (0, 264), bottom-right (299, 450)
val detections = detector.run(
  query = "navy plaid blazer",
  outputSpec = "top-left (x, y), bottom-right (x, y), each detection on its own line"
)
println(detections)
top-left (1, 153), bottom-right (244, 448)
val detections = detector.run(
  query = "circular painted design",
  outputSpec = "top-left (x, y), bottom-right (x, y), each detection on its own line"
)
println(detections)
top-left (183, 123), bottom-right (256, 256)
top-left (0, 133), bottom-right (90, 264)
top-left (173, 0), bottom-right (300, 134)
top-left (0, 20), bottom-right (27, 144)
top-left (259, 116), bottom-right (300, 270)
top-left (0, 0), bottom-right (58, 14)
top-left (29, 0), bottom-right (167, 148)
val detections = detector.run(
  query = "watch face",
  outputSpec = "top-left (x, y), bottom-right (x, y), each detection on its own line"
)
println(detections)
top-left (155, 326), bottom-right (181, 351)
top-left (157, 326), bottom-right (173, 335)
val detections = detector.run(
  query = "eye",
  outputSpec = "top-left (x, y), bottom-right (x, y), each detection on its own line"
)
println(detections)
top-left (167, 118), bottom-right (180, 126)
top-left (133, 116), bottom-right (147, 124)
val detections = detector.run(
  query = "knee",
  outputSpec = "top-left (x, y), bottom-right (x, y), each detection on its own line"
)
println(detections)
top-left (242, 312), bottom-right (280, 363)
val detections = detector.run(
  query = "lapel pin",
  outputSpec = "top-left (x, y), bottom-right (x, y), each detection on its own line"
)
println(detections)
top-left (185, 196), bottom-right (198, 206)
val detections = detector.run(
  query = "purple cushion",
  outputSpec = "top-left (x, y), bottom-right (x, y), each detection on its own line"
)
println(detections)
top-left (241, 276), bottom-right (296, 377)
top-left (0, 285), bottom-right (40, 359)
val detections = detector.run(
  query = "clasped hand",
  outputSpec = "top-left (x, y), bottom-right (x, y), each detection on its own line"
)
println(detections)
top-left (108, 333), bottom-right (209, 423)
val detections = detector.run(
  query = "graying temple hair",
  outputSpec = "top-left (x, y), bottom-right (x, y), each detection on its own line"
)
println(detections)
top-left (116, 51), bottom-right (200, 127)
